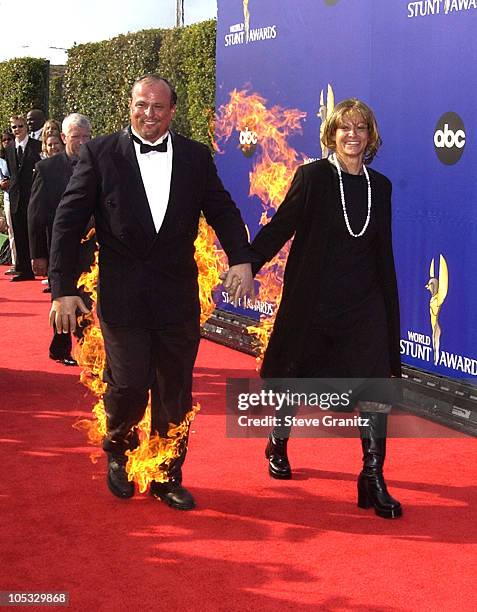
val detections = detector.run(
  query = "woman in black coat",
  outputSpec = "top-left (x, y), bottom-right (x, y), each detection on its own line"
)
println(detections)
top-left (251, 98), bottom-right (402, 519)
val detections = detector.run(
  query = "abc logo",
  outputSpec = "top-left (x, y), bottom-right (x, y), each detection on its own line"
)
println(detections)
top-left (239, 127), bottom-right (258, 158)
top-left (434, 112), bottom-right (466, 165)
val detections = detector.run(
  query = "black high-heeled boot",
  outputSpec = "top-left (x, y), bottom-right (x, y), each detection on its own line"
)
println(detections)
top-left (265, 432), bottom-right (292, 479)
top-left (357, 412), bottom-right (402, 519)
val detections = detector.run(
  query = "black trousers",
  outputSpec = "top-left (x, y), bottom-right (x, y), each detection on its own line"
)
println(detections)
top-left (11, 204), bottom-right (33, 276)
top-left (49, 329), bottom-right (72, 359)
top-left (100, 319), bottom-right (200, 456)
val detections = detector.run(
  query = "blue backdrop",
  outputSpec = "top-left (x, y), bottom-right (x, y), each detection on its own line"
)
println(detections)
top-left (215, 0), bottom-right (477, 382)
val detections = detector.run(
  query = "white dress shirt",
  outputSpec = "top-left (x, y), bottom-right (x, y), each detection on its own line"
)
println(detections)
top-left (15, 134), bottom-right (29, 156)
top-left (30, 128), bottom-right (43, 140)
top-left (131, 127), bottom-right (173, 233)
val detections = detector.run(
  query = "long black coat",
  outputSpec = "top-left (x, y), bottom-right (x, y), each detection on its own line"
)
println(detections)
top-left (251, 159), bottom-right (401, 379)
top-left (49, 128), bottom-right (253, 327)
top-left (28, 151), bottom-right (95, 280)
top-left (28, 152), bottom-right (75, 259)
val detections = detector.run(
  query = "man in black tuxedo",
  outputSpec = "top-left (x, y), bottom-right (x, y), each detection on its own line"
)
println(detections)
top-left (28, 113), bottom-right (95, 366)
top-left (49, 75), bottom-right (254, 510)
top-left (5, 115), bottom-right (42, 281)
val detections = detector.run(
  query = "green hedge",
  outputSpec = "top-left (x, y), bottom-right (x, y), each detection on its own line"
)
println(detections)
top-left (63, 30), bottom-right (163, 136)
top-left (158, 20), bottom-right (216, 147)
top-left (181, 21), bottom-right (216, 146)
top-left (0, 58), bottom-right (49, 129)
top-left (48, 68), bottom-right (66, 123)
top-left (62, 20), bottom-right (216, 145)
top-left (0, 20), bottom-right (216, 145)
top-left (158, 28), bottom-right (191, 138)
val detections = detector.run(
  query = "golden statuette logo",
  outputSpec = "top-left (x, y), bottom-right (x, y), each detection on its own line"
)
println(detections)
top-left (425, 254), bottom-right (448, 365)
top-left (318, 84), bottom-right (335, 159)
top-left (243, 0), bottom-right (250, 43)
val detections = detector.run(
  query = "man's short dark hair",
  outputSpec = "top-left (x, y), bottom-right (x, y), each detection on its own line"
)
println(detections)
top-left (130, 74), bottom-right (178, 106)
top-left (28, 108), bottom-right (46, 119)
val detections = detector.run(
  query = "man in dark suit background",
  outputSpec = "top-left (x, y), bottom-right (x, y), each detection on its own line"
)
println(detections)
top-left (5, 115), bottom-right (42, 281)
top-left (26, 109), bottom-right (46, 141)
top-left (49, 74), bottom-right (254, 510)
top-left (28, 113), bottom-right (94, 366)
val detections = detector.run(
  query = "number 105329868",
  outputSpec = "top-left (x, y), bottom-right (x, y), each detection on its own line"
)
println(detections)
top-left (0, 592), bottom-right (69, 606)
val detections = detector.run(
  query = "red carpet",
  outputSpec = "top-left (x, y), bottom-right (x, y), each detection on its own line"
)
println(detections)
top-left (1, 265), bottom-right (475, 611)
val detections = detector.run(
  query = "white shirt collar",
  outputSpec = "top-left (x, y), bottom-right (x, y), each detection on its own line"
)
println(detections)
top-left (16, 135), bottom-right (29, 149)
top-left (131, 126), bottom-right (170, 146)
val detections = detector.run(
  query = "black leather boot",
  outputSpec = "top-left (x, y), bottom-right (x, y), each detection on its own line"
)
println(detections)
top-left (150, 478), bottom-right (195, 510)
top-left (357, 413), bottom-right (402, 519)
top-left (107, 453), bottom-right (134, 499)
top-left (150, 443), bottom-right (195, 510)
top-left (265, 433), bottom-right (292, 479)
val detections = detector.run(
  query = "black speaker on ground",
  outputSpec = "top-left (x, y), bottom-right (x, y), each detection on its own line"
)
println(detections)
top-left (201, 309), bottom-right (257, 355)
top-left (401, 365), bottom-right (477, 436)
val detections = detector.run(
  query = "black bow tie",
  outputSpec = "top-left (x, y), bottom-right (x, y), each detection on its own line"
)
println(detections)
top-left (132, 133), bottom-right (168, 154)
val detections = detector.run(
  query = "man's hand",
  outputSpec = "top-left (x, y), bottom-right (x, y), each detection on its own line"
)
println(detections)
top-left (220, 263), bottom-right (254, 307)
top-left (0, 178), bottom-right (9, 191)
top-left (49, 296), bottom-right (90, 334)
top-left (32, 257), bottom-right (48, 277)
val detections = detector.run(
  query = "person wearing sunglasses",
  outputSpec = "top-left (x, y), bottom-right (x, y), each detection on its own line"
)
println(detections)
top-left (4, 115), bottom-right (42, 281)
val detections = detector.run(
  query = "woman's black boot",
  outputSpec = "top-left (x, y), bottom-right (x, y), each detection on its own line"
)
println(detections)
top-left (265, 432), bottom-right (292, 479)
top-left (357, 413), bottom-right (402, 519)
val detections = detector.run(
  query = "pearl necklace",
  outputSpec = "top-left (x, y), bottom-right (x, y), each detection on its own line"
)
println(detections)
top-left (329, 153), bottom-right (371, 238)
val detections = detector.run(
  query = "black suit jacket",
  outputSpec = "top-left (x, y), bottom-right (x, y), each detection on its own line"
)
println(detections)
top-left (28, 152), bottom-right (74, 259)
top-left (49, 129), bottom-right (252, 327)
top-left (251, 159), bottom-right (401, 378)
top-left (28, 152), bottom-right (95, 279)
top-left (5, 137), bottom-right (42, 214)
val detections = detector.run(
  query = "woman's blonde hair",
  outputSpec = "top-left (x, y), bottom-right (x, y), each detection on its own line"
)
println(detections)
top-left (41, 119), bottom-right (61, 138)
top-left (321, 98), bottom-right (382, 164)
top-left (41, 120), bottom-right (62, 157)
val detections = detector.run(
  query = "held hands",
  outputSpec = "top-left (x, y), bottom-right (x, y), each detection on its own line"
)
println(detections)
top-left (220, 263), bottom-right (255, 307)
top-left (49, 296), bottom-right (90, 334)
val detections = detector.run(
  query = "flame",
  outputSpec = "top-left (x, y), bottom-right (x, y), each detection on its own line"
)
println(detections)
top-left (126, 405), bottom-right (200, 493)
top-left (72, 218), bottom-right (225, 489)
top-left (215, 89), bottom-right (306, 206)
top-left (195, 216), bottom-right (228, 325)
top-left (215, 88), bottom-right (307, 361)
top-left (72, 85), bottom-right (320, 480)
